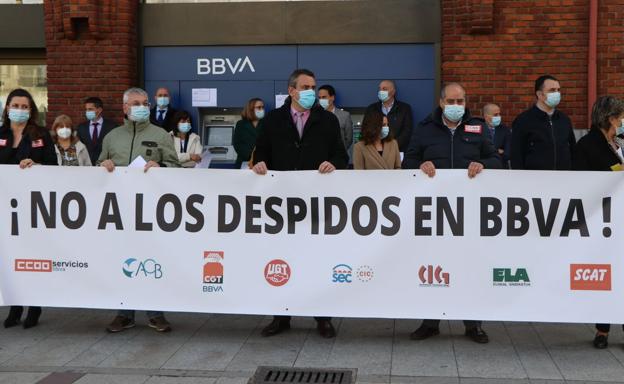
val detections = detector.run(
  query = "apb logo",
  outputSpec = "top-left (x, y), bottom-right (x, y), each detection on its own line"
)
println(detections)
top-left (419, 265), bottom-right (449, 287)
top-left (570, 264), bottom-right (611, 291)
top-left (265, 259), bottom-right (290, 287)
top-left (493, 268), bottom-right (530, 286)
top-left (15, 259), bottom-right (52, 272)
top-left (203, 251), bottom-right (224, 284)
top-left (123, 258), bottom-right (162, 279)
top-left (332, 264), bottom-right (353, 283)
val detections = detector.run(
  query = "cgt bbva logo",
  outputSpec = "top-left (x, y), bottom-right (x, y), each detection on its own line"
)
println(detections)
top-left (197, 56), bottom-right (255, 75)
top-left (203, 251), bottom-right (224, 293)
top-left (419, 265), bottom-right (449, 287)
top-left (123, 258), bottom-right (162, 279)
top-left (332, 264), bottom-right (353, 283)
top-left (570, 264), bottom-right (611, 291)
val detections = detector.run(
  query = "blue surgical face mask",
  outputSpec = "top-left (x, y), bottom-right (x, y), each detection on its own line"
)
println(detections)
top-left (381, 125), bottom-right (390, 139)
top-left (8, 108), bottom-right (30, 123)
top-left (443, 104), bottom-right (465, 123)
top-left (178, 122), bottom-right (191, 133)
top-left (85, 111), bottom-right (97, 121)
top-left (491, 116), bottom-right (502, 127)
top-left (255, 109), bottom-right (265, 120)
top-left (378, 90), bottom-right (389, 102)
top-left (617, 119), bottom-right (624, 136)
top-left (297, 89), bottom-right (316, 110)
top-left (129, 105), bottom-right (150, 122)
top-left (319, 99), bottom-right (330, 110)
top-left (545, 92), bottom-right (561, 108)
top-left (156, 97), bottom-right (169, 108)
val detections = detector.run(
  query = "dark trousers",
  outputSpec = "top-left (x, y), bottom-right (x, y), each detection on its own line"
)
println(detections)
top-left (423, 319), bottom-right (481, 329)
top-left (274, 315), bottom-right (331, 322)
top-left (596, 323), bottom-right (624, 333)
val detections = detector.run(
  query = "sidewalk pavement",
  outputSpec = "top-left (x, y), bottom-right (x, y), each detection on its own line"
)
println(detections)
top-left (0, 308), bottom-right (623, 384)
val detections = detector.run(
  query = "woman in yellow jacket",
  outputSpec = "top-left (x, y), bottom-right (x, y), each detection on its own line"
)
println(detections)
top-left (353, 111), bottom-right (401, 170)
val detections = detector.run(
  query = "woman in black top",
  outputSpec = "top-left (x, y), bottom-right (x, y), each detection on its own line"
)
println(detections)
top-left (0, 88), bottom-right (56, 329)
top-left (573, 96), bottom-right (624, 349)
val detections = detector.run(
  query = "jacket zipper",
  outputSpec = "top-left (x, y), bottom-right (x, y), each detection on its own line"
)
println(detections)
top-left (549, 116), bottom-right (556, 170)
top-left (128, 122), bottom-right (137, 165)
top-left (450, 128), bottom-right (455, 169)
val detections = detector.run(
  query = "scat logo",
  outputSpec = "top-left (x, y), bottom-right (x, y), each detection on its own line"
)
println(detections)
top-left (123, 258), bottom-right (162, 279)
top-left (570, 264), bottom-right (611, 291)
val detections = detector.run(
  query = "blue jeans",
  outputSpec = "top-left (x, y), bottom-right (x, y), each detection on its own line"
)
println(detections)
top-left (117, 310), bottom-right (163, 320)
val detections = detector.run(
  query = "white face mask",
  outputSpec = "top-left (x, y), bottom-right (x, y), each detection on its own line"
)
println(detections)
top-left (56, 127), bottom-right (72, 139)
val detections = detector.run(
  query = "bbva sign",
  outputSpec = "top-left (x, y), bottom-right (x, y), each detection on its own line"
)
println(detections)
top-left (196, 56), bottom-right (256, 75)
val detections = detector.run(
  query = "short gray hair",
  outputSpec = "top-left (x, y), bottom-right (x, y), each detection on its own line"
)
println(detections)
top-left (380, 79), bottom-right (396, 90)
top-left (123, 87), bottom-right (148, 104)
top-left (482, 103), bottom-right (499, 116)
top-left (591, 96), bottom-right (624, 132)
top-left (440, 82), bottom-right (466, 99)
top-left (288, 69), bottom-right (315, 88)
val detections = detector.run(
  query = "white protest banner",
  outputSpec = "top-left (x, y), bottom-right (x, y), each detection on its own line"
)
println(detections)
top-left (0, 166), bottom-right (622, 323)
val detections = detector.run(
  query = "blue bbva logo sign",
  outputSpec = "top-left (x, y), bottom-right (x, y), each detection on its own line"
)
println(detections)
top-left (123, 258), bottom-right (163, 279)
top-left (332, 264), bottom-right (353, 283)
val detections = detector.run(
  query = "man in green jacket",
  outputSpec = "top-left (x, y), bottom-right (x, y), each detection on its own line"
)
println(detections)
top-left (99, 87), bottom-right (179, 333)
top-left (98, 87), bottom-right (179, 171)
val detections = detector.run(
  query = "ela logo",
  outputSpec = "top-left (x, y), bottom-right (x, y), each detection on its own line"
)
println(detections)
top-left (122, 258), bottom-right (163, 279)
top-left (570, 264), bottom-right (611, 291)
top-left (493, 268), bottom-right (531, 286)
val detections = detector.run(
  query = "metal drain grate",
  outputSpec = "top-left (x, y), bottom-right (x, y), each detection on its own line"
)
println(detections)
top-left (249, 366), bottom-right (356, 384)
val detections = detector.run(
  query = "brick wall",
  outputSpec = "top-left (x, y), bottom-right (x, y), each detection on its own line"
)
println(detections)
top-left (596, 0), bottom-right (624, 99)
top-left (441, 0), bottom-right (591, 128)
top-left (44, 0), bottom-right (138, 128)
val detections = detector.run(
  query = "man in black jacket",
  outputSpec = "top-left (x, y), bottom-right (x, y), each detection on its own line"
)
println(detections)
top-left (511, 75), bottom-right (576, 170)
top-left (253, 69), bottom-right (348, 338)
top-left (403, 82), bottom-right (500, 344)
top-left (77, 97), bottom-right (117, 165)
top-left (149, 87), bottom-right (178, 132)
top-left (480, 103), bottom-right (512, 168)
top-left (363, 80), bottom-right (413, 152)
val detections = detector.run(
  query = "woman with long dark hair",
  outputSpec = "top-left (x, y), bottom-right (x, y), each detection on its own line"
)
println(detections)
top-left (0, 88), bottom-right (56, 329)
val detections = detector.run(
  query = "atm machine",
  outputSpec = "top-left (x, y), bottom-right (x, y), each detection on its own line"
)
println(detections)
top-left (196, 107), bottom-right (241, 168)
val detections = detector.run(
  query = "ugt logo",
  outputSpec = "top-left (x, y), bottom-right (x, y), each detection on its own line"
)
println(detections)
top-left (123, 258), bottom-right (163, 279)
top-left (418, 265), bottom-right (450, 287)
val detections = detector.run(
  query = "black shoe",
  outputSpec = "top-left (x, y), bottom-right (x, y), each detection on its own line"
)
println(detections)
top-left (593, 334), bottom-right (608, 349)
top-left (316, 319), bottom-right (336, 338)
top-left (261, 318), bottom-right (291, 337)
top-left (465, 326), bottom-right (489, 344)
top-left (23, 307), bottom-right (41, 329)
top-left (4, 306), bottom-right (23, 328)
top-left (410, 324), bottom-right (440, 340)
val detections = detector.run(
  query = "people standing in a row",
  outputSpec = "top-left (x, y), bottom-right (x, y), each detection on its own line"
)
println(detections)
top-left (0, 88), bottom-right (57, 329)
top-left (233, 98), bottom-right (265, 169)
top-left (364, 80), bottom-right (413, 152)
top-left (252, 69), bottom-right (348, 338)
top-left (150, 87), bottom-right (178, 132)
top-left (480, 103), bottom-right (511, 169)
top-left (53, 114), bottom-right (91, 166)
top-left (318, 85), bottom-right (353, 151)
top-left (403, 82), bottom-right (501, 344)
top-left (511, 75), bottom-right (575, 170)
top-left (172, 110), bottom-right (203, 168)
top-left (353, 112), bottom-right (400, 170)
top-left (78, 97), bottom-right (116, 165)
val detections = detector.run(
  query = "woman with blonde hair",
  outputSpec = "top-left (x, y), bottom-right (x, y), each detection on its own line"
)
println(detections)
top-left (53, 114), bottom-right (91, 166)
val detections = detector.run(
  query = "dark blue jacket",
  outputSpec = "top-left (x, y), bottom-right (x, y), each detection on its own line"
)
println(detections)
top-left (511, 105), bottom-right (575, 170)
top-left (475, 117), bottom-right (512, 168)
top-left (402, 107), bottom-right (501, 170)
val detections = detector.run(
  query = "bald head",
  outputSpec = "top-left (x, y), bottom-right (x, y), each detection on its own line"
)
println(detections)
top-left (378, 80), bottom-right (396, 103)
top-left (439, 83), bottom-right (466, 111)
top-left (483, 103), bottom-right (500, 116)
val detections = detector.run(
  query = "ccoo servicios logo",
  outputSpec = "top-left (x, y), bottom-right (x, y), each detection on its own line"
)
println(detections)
top-left (123, 258), bottom-right (163, 279)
